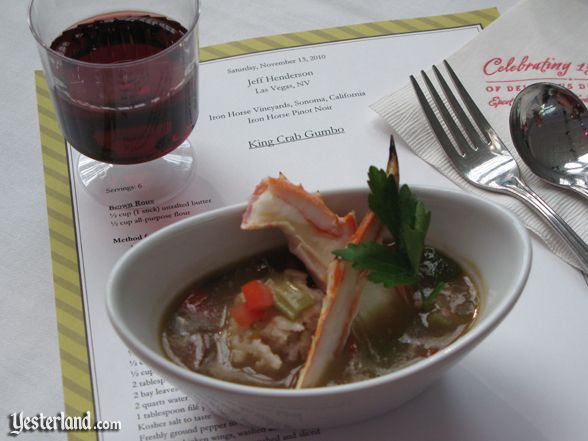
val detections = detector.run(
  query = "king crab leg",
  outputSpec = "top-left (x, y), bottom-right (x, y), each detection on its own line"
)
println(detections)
top-left (296, 137), bottom-right (400, 388)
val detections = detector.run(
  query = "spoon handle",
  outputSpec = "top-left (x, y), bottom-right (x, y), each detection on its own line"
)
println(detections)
top-left (505, 177), bottom-right (588, 273)
top-left (570, 184), bottom-right (588, 201)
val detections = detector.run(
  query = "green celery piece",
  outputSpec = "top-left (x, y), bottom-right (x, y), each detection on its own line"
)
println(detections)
top-left (427, 310), bottom-right (454, 330)
top-left (272, 283), bottom-right (316, 321)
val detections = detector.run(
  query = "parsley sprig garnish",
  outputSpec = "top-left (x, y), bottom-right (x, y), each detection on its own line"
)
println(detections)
top-left (333, 166), bottom-right (442, 306)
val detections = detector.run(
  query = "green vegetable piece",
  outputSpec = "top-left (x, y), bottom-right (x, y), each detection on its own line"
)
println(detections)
top-left (420, 247), bottom-right (461, 283)
top-left (333, 243), bottom-right (417, 287)
top-left (399, 188), bottom-right (431, 274)
top-left (272, 283), bottom-right (315, 321)
top-left (427, 311), bottom-right (455, 331)
top-left (367, 166), bottom-right (401, 238)
top-left (421, 281), bottom-right (445, 311)
top-left (334, 166), bottom-right (432, 291)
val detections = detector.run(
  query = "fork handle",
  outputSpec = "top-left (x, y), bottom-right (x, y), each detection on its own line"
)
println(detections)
top-left (504, 176), bottom-right (588, 273)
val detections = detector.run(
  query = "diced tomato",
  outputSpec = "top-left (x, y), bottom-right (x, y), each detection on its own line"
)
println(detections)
top-left (241, 280), bottom-right (274, 311)
top-left (230, 303), bottom-right (264, 328)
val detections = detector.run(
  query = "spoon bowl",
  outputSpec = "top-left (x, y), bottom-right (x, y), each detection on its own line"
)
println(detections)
top-left (509, 82), bottom-right (588, 198)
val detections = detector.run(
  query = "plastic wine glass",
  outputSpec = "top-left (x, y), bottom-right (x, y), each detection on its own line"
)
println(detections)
top-left (28, 0), bottom-right (200, 204)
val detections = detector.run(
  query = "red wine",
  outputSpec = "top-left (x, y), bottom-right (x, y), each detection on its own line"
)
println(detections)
top-left (50, 14), bottom-right (198, 164)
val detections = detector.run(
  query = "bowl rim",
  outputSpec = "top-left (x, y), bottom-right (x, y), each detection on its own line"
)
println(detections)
top-left (106, 185), bottom-right (532, 397)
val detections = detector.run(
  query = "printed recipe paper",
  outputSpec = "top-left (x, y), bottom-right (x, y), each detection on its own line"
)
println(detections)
top-left (35, 9), bottom-right (497, 441)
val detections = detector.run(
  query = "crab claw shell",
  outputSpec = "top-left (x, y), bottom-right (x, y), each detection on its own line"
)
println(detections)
top-left (241, 175), bottom-right (357, 290)
top-left (296, 136), bottom-right (402, 388)
top-left (295, 211), bottom-right (384, 388)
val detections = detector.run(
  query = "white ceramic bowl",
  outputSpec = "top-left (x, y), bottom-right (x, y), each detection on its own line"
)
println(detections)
top-left (106, 187), bottom-right (531, 429)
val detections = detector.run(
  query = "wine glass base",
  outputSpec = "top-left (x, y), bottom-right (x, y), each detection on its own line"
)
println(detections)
top-left (75, 140), bottom-right (195, 206)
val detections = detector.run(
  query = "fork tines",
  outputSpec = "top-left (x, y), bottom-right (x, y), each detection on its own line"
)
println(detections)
top-left (410, 60), bottom-right (498, 162)
top-left (411, 61), bottom-right (588, 275)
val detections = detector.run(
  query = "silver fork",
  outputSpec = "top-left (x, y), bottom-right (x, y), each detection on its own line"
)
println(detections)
top-left (410, 60), bottom-right (588, 274)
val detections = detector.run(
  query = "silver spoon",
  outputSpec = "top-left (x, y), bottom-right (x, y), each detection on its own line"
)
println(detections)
top-left (509, 83), bottom-right (588, 199)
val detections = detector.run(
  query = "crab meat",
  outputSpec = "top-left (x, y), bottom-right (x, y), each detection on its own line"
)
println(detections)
top-left (241, 175), bottom-right (357, 290)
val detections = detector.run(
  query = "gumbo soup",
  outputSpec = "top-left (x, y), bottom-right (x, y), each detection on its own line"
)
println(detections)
top-left (162, 245), bottom-right (479, 388)
top-left (162, 157), bottom-right (481, 389)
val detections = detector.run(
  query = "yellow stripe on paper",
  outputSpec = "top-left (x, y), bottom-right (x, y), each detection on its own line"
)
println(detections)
top-left (199, 7), bottom-right (498, 62)
top-left (35, 71), bottom-right (97, 441)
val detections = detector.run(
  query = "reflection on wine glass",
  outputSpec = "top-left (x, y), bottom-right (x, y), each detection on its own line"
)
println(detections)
top-left (28, 0), bottom-right (200, 204)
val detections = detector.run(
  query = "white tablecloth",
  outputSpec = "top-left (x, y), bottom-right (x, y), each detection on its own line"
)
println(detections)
top-left (5, 1), bottom-right (587, 440)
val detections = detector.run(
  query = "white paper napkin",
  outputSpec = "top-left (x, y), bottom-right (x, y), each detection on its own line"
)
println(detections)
top-left (371, 0), bottom-right (588, 273)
